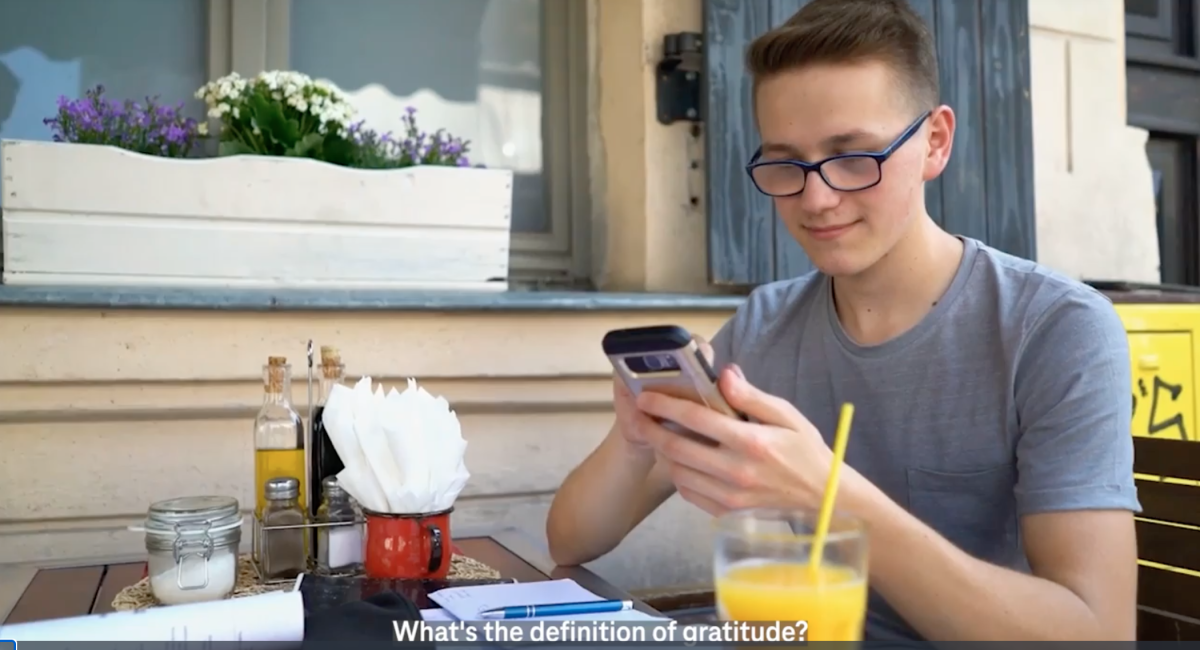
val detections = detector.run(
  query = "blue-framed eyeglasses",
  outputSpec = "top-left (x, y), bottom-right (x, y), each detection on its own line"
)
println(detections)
top-left (745, 111), bottom-right (932, 197)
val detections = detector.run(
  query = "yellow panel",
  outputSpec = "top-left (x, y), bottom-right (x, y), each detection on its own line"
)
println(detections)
top-left (1127, 332), bottom-right (1195, 442)
top-left (1114, 303), bottom-right (1198, 332)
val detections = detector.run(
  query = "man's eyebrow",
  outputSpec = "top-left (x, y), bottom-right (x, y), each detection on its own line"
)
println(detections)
top-left (759, 129), bottom-right (884, 159)
top-left (822, 129), bottom-right (880, 149)
top-left (760, 142), bottom-right (804, 157)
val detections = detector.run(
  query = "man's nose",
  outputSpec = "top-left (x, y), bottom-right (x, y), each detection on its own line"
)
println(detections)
top-left (795, 170), bottom-right (841, 213)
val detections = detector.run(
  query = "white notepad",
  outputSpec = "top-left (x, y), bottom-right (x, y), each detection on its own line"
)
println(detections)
top-left (421, 608), bottom-right (456, 621)
top-left (428, 578), bottom-right (665, 622)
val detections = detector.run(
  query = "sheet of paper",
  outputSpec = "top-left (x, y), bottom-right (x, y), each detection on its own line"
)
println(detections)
top-left (421, 608), bottom-right (455, 621)
top-left (428, 578), bottom-right (597, 621)
top-left (536, 608), bottom-right (664, 622)
top-left (427, 578), bottom-right (664, 622)
top-left (424, 610), bottom-right (663, 626)
top-left (0, 589), bottom-right (305, 645)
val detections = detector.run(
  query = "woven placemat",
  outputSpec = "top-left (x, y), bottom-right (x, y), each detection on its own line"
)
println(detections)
top-left (112, 553), bottom-right (501, 611)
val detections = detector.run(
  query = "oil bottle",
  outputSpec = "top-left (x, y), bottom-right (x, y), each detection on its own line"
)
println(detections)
top-left (254, 356), bottom-right (306, 520)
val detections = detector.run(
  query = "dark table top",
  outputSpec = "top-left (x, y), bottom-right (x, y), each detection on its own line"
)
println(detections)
top-left (0, 527), bottom-right (662, 625)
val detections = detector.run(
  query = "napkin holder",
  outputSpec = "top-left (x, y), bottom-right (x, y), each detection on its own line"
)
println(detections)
top-left (360, 506), bottom-right (456, 580)
top-left (250, 341), bottom-right (468, 585)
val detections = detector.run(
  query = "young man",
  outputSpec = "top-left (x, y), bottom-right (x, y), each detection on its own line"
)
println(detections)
top-left (547, 0), bottom-right (1141, 642)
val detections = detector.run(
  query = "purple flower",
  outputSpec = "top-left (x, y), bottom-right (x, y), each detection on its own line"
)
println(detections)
top-left (43, 84), bottom-right (205, 158)
top-left (347, 108), bottom-right (482, 169)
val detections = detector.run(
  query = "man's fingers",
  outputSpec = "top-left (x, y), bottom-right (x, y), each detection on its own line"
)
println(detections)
top-left (667, 462), bottom-right (741, 513)
top-left (613, 375), bottom-right (634, 400)
top-left (637, 390), bottom-right (748, 450)
top-left (632, 409), bottom-right (674, 445)
top-left (677, 486), bottom-right (726, 517)
top-left (719, 365), bottom-right (808, 430)
top-left (668, 463), bottom-right (732, 516)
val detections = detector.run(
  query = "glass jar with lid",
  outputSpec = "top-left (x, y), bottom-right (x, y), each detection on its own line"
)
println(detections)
top-left (142, 495), bottom-right (243, 606)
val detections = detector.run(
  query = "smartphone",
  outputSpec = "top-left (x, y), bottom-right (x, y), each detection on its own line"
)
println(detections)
top-left (601, 325), bottom-right (748, 437)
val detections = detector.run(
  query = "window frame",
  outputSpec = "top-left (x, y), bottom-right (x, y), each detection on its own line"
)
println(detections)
top-left (1126, 0), bottom-right (1175, 41)
top-left (206, 0), bottom-right (591, 286)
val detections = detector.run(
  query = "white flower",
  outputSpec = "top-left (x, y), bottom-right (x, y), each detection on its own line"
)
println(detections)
top-left (206, 104), bottom-right (229, 119)
top-left (193, 69), bottom-right (361, 138)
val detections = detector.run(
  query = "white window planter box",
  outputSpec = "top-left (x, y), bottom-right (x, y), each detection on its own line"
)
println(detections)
top-left (0, 140), bottom-right (513, 291)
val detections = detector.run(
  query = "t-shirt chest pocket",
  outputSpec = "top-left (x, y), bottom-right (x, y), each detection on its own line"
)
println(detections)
top-left (905, 464), bottom-right (1019, 563)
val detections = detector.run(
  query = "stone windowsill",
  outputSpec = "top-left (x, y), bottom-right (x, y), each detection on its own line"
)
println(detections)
top-left (0, 285), bottom-right (748, 312)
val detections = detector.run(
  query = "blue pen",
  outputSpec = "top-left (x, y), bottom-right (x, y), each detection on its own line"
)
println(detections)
top-left (479, 599), bottom-right (634, 619)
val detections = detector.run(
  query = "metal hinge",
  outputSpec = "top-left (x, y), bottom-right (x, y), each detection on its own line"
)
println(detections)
top-left (656, 32), bottom-right (704, 125)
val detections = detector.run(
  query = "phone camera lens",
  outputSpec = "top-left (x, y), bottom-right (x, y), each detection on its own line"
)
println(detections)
top-left (626, 354), bottom-right (680, 374)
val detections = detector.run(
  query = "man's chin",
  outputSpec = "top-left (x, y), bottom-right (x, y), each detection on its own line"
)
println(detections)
top-left (793, 238), bottom-right (869, 278)
top-left (810, 256), bottom-right (870, 278)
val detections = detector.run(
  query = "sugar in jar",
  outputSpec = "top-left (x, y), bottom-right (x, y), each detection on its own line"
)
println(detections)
top-left (142, 495), bottom-right (243, 606)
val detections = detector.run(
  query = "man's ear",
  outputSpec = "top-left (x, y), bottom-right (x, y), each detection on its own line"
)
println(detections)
top-left (922, 104), bottom-right (955, 182)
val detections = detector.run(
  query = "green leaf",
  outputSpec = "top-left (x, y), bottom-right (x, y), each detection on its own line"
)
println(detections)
top-left (248, 94), bottom-right (300, 151)
top-left (285, 132), bottom-right (325, 158)
top-left (218, 140), bottom-right (256, 157)
top-left (320, 135), bottom-right (359, 167)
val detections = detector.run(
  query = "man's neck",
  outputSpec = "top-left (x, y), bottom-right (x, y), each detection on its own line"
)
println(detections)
top-left (830, 217), bottom-right (964, 347)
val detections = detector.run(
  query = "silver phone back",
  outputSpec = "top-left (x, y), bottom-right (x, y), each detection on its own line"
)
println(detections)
top-left (607, 340), bottom-right (738, 418)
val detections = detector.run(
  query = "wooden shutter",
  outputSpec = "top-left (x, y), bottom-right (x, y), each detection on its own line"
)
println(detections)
top-left (704, 0), bottom-right (1037, 288)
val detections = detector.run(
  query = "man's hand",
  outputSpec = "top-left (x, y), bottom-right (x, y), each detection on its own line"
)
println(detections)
top-left (613, 335), bottom-right (716, 456)
top-left (634, 363), bottom-right (869, 515)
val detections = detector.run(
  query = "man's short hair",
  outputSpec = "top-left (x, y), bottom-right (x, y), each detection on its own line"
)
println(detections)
top-left (745, 0), bottom-right (940, 112)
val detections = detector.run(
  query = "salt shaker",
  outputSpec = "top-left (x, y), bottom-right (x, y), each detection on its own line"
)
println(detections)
top-left (315, 476), bottom-right (363, 573)
top-left (260, 477), bottom-right (306, 580)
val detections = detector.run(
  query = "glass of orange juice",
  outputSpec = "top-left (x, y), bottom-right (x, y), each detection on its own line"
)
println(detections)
top-left (714, 507), bottom-right (868, 643)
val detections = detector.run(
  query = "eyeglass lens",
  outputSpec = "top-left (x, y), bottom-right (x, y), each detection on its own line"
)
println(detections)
top-left (751, 156), bottom-right (881, 196)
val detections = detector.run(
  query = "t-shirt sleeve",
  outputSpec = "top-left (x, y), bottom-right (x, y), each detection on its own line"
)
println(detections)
top-left (1012, 287), bottom-right (1142, 516)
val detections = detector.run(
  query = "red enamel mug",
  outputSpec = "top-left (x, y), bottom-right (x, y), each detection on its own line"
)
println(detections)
top-left (362, 507), bottom-right (452, 580)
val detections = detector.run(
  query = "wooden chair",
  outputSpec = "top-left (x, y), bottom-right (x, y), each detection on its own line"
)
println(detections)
top-left (1133, 436), bottom-right (1200, 640)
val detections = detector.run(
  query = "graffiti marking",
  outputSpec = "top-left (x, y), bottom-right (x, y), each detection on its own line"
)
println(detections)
top-left (1147, 376), bottom-right (1188, 440)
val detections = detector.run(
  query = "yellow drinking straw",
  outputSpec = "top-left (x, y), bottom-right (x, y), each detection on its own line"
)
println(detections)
top-left (809, 402), bottom-right (855, 570)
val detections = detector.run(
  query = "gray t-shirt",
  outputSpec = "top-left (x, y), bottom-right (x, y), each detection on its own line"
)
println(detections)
top-left (709, 236), bottom-right (1141, 643)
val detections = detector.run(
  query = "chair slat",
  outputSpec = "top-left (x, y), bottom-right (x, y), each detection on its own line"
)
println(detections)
top-left (1139, 606), bottom-right (1200, 641)
top-left (1134, 437), bottom-right (1200, 481)
top-left (1137, 479), bottom-right (1200, 527)
top-left (1139, 565), bottom-right (1200, 621)
top-left (1136, 519), bottom-right (1200, 573)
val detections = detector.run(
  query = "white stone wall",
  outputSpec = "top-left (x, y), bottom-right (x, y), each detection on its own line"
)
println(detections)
top-left (1029, 0), bottom-right (1160, 282)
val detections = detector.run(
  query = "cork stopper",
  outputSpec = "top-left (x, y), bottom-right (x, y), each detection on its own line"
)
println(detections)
top-left (265, 356), bottom-right (287, 393)
top-left (320, 346), bottom-right (340, 365)
top-left (319, 346), bottom-right (343, 379)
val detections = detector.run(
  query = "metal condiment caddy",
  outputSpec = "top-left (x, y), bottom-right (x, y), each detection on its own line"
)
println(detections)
top-left (250, 513), bottom-right (365, 584)
top-left (248, 339), bottom-right (366, 585)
